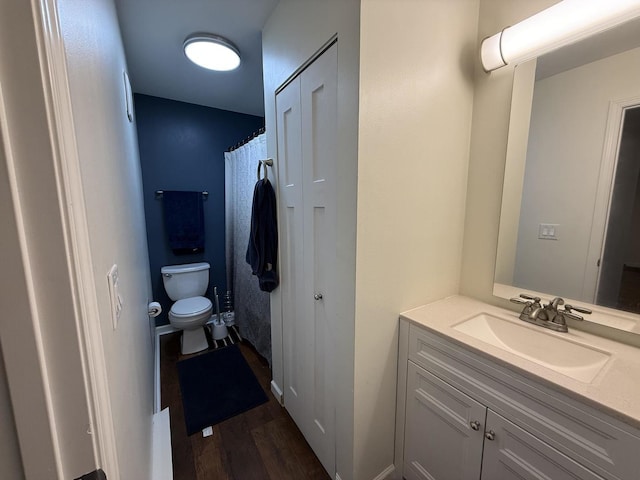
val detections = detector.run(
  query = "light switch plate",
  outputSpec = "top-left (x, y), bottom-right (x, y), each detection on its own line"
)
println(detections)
top-left (538, 223), bottom-right (559, 240)
top-left (107, 264), bottom-right (123, 330)
top-left (202, 426), bottom-right (213, 437)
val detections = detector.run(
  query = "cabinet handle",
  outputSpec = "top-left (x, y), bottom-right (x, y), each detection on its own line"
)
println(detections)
top-left (469, 420), bottom-right (481, 431)
top-left (314, 293), bottom-right (323, 300)
top-left (484, 430), bottom-right (496, 441)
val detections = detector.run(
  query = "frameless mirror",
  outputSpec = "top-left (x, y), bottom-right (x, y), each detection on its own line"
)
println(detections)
top-left (494, 17), bottom-right (640, 335)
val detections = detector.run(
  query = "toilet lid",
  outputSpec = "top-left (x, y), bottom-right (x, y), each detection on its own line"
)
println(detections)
top-left (171, 296), bottom-right (212, 317)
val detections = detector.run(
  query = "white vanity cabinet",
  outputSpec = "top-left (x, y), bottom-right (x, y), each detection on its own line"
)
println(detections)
top-left (404, 363), bottom-right (484, 480)
top-left (396, 317), bottom-right (640, 480)
top-left (405, 362), bottom-right (604, 480)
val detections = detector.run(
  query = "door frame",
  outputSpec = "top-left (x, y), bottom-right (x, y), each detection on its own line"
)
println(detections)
top-left (584, 94), bottom-right (640, 303)
top-left (0, 0), bottom-right (120, 477)
top-left (34, 0), bottom-right (121, 475)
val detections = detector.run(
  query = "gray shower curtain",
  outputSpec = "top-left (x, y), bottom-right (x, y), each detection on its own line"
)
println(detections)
top-left (224, 133), bottom-right (272, 364)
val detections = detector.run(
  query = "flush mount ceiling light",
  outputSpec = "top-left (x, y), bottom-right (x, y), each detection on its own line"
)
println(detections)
top-left (183, 34), bottom-right (241, 71)
top-left (480, 0), bottom-right (640, 72)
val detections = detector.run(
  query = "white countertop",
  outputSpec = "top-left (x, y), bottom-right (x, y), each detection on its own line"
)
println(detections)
top-left (400, 295), bottom-right (640, 429)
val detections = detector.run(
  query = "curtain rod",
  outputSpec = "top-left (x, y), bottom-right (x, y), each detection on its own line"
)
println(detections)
top-left (227, 126), bottom-right (265, 152)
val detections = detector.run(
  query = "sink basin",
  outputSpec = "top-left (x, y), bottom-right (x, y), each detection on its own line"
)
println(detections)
top-left (452, 313), bottom-right (611, 383)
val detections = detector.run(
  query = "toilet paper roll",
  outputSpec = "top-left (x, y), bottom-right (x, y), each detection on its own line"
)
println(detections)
top-left (148, 301), bottom-right (162, 317)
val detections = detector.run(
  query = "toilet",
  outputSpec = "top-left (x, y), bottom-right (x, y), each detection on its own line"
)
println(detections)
top-left (161, 262), bottom-right (213, 354)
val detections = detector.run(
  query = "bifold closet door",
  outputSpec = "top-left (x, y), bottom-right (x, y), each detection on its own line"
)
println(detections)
top-left (276, 43), bottom-right (337, 476)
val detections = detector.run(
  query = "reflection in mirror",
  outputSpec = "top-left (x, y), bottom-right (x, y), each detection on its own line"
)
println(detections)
top-left (495, 17), bottom-right (640, 333)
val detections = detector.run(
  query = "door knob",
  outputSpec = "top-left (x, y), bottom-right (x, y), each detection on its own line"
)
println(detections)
top-left (469, 420), bottom-right (481, 431)
top-left (484, 430), bottom-right (496, 441)
top-left (314, 293), bottom-right (323, 300)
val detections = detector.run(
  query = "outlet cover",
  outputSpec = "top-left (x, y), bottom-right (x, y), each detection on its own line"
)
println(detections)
top-left (538, 223), bottom-right (559, 240)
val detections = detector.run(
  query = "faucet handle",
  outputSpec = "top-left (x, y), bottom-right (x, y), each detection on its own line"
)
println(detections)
top-left (565, 304), bottom-right (592, 315)
top-left (561, 304), bottom-right (592, 322)
top-left (511, 294), bottom-right (539, 318)
top-left (519, 293), bottom-right (540, 301)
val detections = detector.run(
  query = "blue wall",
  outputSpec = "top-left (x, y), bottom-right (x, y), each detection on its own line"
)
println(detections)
top-left (135, 94), bottom-right (264, 325)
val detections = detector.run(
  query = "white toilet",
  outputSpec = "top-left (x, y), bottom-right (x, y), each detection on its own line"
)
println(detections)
top-left (161, 262), bottom-right (213, 354)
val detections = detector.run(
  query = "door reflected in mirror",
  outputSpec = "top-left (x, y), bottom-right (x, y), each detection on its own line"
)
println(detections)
top-left (495, 17), bottom-right (640, 330)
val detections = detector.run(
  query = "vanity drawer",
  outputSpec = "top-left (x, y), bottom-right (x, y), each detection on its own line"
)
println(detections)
top-left (407, 324), bottom-right (640, 480)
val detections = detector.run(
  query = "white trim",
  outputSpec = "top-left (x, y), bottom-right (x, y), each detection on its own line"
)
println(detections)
top-left (270, 380), bottom-right (284, 405)
top-left (0, 68), bottom-right (64, 479)
top-left (154, 324), bottom-right (178, 413)
top-left (151, 408), bottom-right (173, 480)
top-left (156, 324), bottom-right (178, 336)
top-left (584, 94), bottom-right (640, 302)
top-left (32, 0), bottom-right (120, 476)
top-left (393, 320), bottom-right (410, 477)
top-left (371, 464), bottom-right (396, 480)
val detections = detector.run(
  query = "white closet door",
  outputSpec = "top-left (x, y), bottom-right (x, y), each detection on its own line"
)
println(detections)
top-left (276, 42), bottom-right (337, 476)
top-left (300, 43), bottom-right (337, 473)
top-left (276, 76), bottom-right (306, 429)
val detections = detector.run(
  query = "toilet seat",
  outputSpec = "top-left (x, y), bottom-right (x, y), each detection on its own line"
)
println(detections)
top-left (170, 296), bottom-right (212, 318)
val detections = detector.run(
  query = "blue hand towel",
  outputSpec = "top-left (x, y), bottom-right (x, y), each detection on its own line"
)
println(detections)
top-left (162, 191), bottom-right (205, 254)
top-left (246, 179), bottom-right (279, 292)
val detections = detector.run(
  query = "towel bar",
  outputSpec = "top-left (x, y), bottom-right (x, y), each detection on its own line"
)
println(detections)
top-left (155, 190), bottom-right (208, 199)
top-left (257, 158), bottom-right (274, 181)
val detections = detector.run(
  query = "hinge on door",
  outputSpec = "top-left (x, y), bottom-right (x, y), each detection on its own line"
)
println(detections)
top-left (597, 259), bottom-right (601, 267)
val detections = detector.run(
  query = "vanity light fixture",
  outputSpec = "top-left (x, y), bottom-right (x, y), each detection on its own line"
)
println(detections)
top-left (480, 0), bottom-right (640, 72)
top-left (183, 34), bottom-right (241, 71)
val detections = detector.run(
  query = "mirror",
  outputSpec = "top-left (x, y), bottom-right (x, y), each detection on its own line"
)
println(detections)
top-left (495, 17), bottom-right (640, 334)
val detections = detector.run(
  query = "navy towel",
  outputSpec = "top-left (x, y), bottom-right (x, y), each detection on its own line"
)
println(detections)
top-left (246, 179), bottom-right (279, 292)
top-left (162, 190), bottom-right (205, 254)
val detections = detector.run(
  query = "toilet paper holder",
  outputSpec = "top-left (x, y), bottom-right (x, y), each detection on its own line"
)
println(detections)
top-left (148, 301), bottom-right (162, 317)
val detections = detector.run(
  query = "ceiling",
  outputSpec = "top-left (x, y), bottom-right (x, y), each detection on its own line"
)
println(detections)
top-left (114, 0), bottom-right (279, 117)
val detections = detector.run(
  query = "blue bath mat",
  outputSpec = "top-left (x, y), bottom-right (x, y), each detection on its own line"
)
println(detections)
top-left (177, 344), bottom-right (268, 435)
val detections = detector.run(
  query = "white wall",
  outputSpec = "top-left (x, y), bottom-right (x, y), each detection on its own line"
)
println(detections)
top-left (56, 0), bottom-right (155, 478)
top-left (355, 1), bottom-right (478, 478)
top-left (265, 2), bottom-right (480, 478)
top-left (460, 0), bottom-right (560, 307)
top-left (512, 46), bottom-right (640, 300)
top-left (262, 1), bottom-right (360, 478)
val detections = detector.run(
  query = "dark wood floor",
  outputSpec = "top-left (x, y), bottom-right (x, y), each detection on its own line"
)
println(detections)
top-left (160, 331), bottom-right (330, 480)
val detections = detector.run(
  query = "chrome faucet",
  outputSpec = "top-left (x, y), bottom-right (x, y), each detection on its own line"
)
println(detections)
top-left (510, 294), bottom-right (592, 332)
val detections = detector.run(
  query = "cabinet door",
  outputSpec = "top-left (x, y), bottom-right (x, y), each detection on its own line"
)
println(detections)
top-left (481, 410), bottom-right (606, 480)
top-left (404, 362), bottom-right (485, 480)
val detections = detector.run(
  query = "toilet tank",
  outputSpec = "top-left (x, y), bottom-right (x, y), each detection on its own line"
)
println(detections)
top-left (161, 262), bottom-right (210, 300)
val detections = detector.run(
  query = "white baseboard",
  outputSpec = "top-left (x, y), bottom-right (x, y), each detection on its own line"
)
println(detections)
top-left (156, 324), bottom-right (177, 336)
top-left (152, 408), bottom-right (173, 480)
top-left (270, 380), bottom-right (284, 405)
top-left (372, 464), bottom-right (396, 480)
top-left (334, 464), bottom-right (395, 480)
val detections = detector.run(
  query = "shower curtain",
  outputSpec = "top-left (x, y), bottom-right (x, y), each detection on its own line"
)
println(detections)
top-left (224, 133), bottom-right (272, 364)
